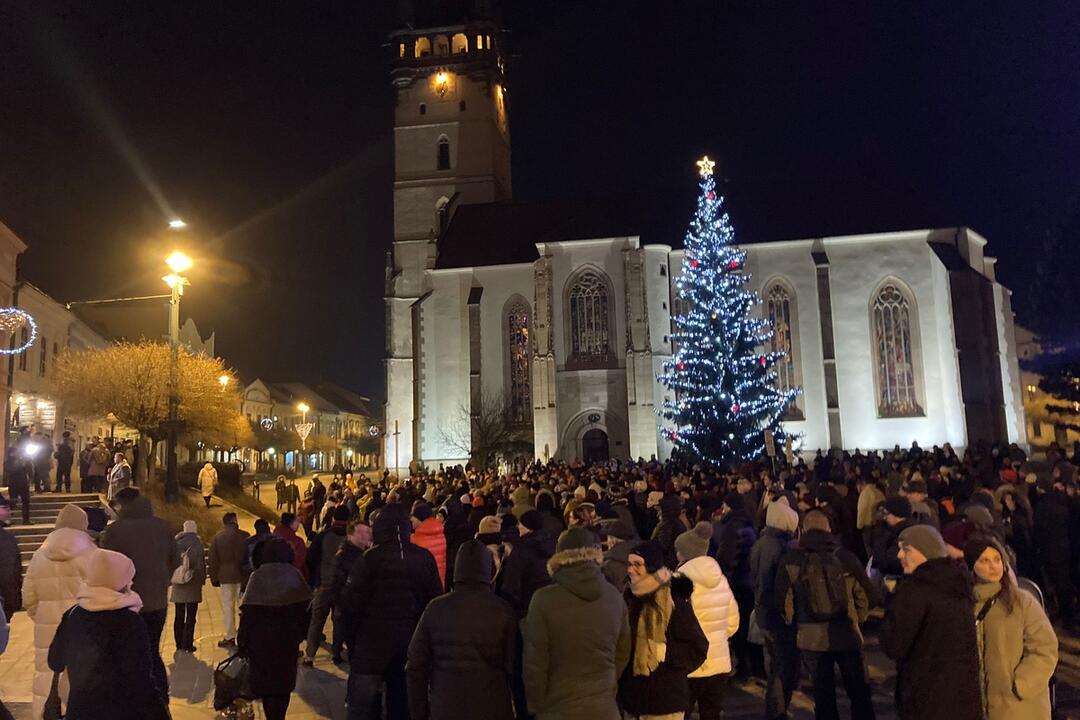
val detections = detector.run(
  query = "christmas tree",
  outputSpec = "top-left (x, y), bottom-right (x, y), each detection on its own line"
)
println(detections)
top-left (659, 156), bottom-right (799, 464)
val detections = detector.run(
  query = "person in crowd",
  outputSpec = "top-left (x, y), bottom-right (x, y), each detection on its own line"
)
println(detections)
top-left (881, 525), bottom-right (981, 720)
top-left (901, 478), bottom-right (939, 528)
top-left (0, 500), bottom-right (20, 622)
top-left (330, 519), bottom-right (372, 664)
top-left (675, 521), bottom-right (739, 720)
top-left (476, 514), bottom-right (508, 580)
top-left (106, 452), bottom-right (132, 503)
top-left (750, 499), bottom-right (800, 720)
top-left (48, 548), bottom-right (171, 719)
top-left (600, 519), bottom-right (643, 593)
top-left (712, 491), bottom-right (758, 678)
top-left (169, 519), bottom-right (205, 653)
top-left (31, 432), bottom-right (52, 494)
top-left (241, 518), bottom-right (273, 588)
top-left (198, 461), bottom-right (217, 508)
top-left (964, 537), bottom-right (1058, 720)
top-left (776, 509), bottom-right (876, 720)
top-left (208, 512), bottom-right (249, 648)
top-left (411, 503), bottom-right (447, 589)
top-left (522, 527), bottom-right (631, 720)
top-left (85, 441), bottom-right (109, 495)
top-left (298, 488), bottom-right (317, 538)
top-left (406, 540), bottom-right (518, 720)
top-left (619, 540), bottom-right (708, 720)
top-left (237, 537), bottom-right (312, 720)
top-left (311, 474), bottom-right (327, 531)
top-left (273, 512), bottom-right (309, 583)
top-left (0, 596), bottom-right (10, 720)
top-left (5, 440), bottom-right (31, 526)
top-left (340, 503), bottom-right (443, 720)
top-left (286, 478), bottom-right (301, 514)
top-left (22, 503), bottom-right (95, 718)
top-left (855, 475), bottom-right (885, 553)
top-left (499, 509), bottom-right (555, 618)
top-left (871, 496), bottom-right (914, 578)
top-left (1033, 476), bottom-right (1077, 623)
top-left (53, 432), bottom-right (74, 493)
top-left (100, 488), bottom-right (179, 700)
top-left (650, 494), bottom-right (687, 570)
top-left (275, 474), bottom-right (288, 510)
top-left (304, 504), bottom-right (350, 666)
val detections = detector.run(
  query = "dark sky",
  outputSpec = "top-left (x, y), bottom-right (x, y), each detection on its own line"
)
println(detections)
top-left (2, 1), bottom-right (1078, 403)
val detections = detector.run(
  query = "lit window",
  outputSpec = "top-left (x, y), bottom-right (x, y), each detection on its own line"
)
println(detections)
top-left (414, 37), bottom-right (431, 57)
top-left (476, 34), bottom-right (483, 50)
top-left (451, 33), bottom-right (468, 54)
top-left (766, 283), bottom-right (801, 418)
top-left (506, 299), bottom-right (532, 424)
top-left (872, 282), bottom-right (923, 417)
top-left (485, 35), bottom-right (491, 49)
top-left (437, 136), bottom-right (450, 170)
top-left (567, 270), bottom-right (613, 368)
top-left (399, 42), bottom-right (406, 58)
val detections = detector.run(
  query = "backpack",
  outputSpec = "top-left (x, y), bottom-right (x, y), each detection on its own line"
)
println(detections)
top-left (172, 547), bottom-right (194, 585)
top-left (799, 549), bottom-right (849, 622)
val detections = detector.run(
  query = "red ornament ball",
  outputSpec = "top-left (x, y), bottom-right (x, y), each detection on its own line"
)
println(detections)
top-left (728, 260), bottom-right (739, 269)
top-left (677, 362), bottom-right (685, 370)
top-left (759, 356), bottom-right (767, 367)
top-left (690, 259), bottom-right (699, 268)
top-left (731, 403), bottom-right (740, 414)
top-left (706, 191), bottom-right (715, 200)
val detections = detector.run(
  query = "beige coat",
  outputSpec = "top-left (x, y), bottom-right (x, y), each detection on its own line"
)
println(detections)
top-left (198, 463), bottom-right (218, 497)
top-left (974, 581), bottom-right (1058, 720)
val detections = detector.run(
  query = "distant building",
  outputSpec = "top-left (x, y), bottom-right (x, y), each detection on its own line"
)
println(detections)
top-left (1015, 326), bottom-right (1079, 450)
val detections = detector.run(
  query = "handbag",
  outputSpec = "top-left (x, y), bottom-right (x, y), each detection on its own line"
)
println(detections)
top-left (43, 672), bottom-right (63, 720)
top-left (171, 548), bottom-right (194, 585)
top-left (213, 653), bottom-right (253, 711)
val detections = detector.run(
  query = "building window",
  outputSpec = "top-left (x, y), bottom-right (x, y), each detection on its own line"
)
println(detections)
top-left (1032, 419), bottom-right (1042, 438)
top-left (506, 298), bottom-right (532, 424)
top-left (766, 282), bottom-right (802, 418)
top-left (485, 35), bottom-right (492, 50)
top-left (399, 42), bottom-right (406, 58)
top-left (39, 335), bottom-right (46, 376)
top-left (437, 136), bottom-right (450, 170)
top-left (459, 100), bottom-right (467, 112)
top-left (871, 282), bottom-right (924, 417)
top-left (451, 33), bottom-right (468, 54)
top-left (476, 34), bottom-right (483, 51)
top-left (566, 270), bottom-right (613, 368)
top-left (419, 103), bottom-right (426, 115)
top-left (659, 264), bottom-right (667, 277)
top-left (414, 37), bottom-right (431, 57)
top-left (18, 327), bottom-right (27, 371)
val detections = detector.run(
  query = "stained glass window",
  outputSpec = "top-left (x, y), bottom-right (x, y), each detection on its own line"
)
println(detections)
top-left (767, 284), bottom-right (800, 417)
top-left (872, 284), bottom-right (923, 417)
top-left (507, 301), bottom-right (532, 424)
top-left (568, 271), bottom-right (612, 366)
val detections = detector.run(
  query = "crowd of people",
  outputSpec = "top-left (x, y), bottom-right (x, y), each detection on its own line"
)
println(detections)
top-left (0, 437), bottom-right (1073, 720)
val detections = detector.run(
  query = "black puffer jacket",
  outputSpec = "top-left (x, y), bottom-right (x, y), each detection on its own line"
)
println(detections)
top-left (712, 508), bottom-right (756, 591)
top-left (340, 504), bottom-right (443, 674)
top-left (406, 541), bottom-right (517, 720)
top-left (498, 529), bottom-right (555, 617)
top-left (880, 558), bottom-right (980, 720)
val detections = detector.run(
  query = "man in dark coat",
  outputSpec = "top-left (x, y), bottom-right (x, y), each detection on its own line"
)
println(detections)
top-left (881, 525), bottom-right (980, 720)
top-left (311, 475), bottom-right (327, 531)
top-left (340, 503), bottom-right (443, 720)
top-left (439, 497), bottom-right (471, 590)
top-left (872, 496), bottom-right (915, 577)
top-left (712, 492), bottom-right (758, 677)
top-left (1034, 484), bottom-right (1077, 621)
top-left (499, 510), bottom-right (555, 618)
top-left (650, 494), bottom-right (688, 570)
top-left (304, 505), bottom-right (349, 665)
top-left (53, 432), bottom-right (75, 493)
top-left (0, 499), bottom-right (22, 620)
top-left (406, 540), bottom-right (517, 720)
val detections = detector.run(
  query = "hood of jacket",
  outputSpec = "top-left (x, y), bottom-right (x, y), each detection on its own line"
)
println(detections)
top-left (118, 495), bottom-right (154, 520)
top-left (453, 539), bottom-right (494, 585)
top-left (41, 527), bottom-right (96, 562)
top-left (678, 554), bottom-right (724, 590)
top-left (797, 528), bottom-right (840, 553)
top-left (373, 503), bottom-right (412, 545)
top-left (549, 555), bottom-right (605, 602)
top-left (910, 557), bottom-right (974, 599)
top-left (522, 528), bottom-right (557, 558)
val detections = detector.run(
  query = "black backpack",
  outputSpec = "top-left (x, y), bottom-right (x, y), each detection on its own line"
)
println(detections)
top-left (799, 549), bottom-right (849, 622)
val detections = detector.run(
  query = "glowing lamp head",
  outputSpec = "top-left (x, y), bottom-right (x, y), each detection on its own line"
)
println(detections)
top-left (218, 375), bottom-right (230, 388)
top-left (267, 447), bottom-right (276, 455)
top-left (165, 251), bottom-right (193, 274)
top-left (168, 218), bottom-right (187, 230)
top-left (433, 70), bottom-right (451, 97)
top-left (297, 402), bottom-right (310, 414)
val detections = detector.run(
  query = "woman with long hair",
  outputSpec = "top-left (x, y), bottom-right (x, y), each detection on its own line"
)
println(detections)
top-left (964, 536), bottom-right (1058, 720)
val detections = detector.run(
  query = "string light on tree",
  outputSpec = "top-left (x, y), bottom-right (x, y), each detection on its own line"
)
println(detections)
top-left (658, 155), bottom-right (800, 464)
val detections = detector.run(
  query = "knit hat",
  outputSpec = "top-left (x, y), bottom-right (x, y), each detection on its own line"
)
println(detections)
top-left (904, 478), bottom-right (928, 495)
top-left (674, 521), bottom-right (712, 561)
top-left (898, 525), bottom-right (948, 561)
top-left (556, 527), bottom-right (600, 553)
top-left (333, 505), bottom-right (351, 523)
top-left (413, 503), bottom-right (434, 522)
top-left (471, 496), bottom-right (485, 508)
top-left (573, 485), bottom-right (587, 499)
top-left (500, 514), bottom-right (520, 541)
top-left (723, 491), bottom-right (743, 511)
top-left (477, 514), bottom-right (502, 536)
top-left (459, 493), bottom-right (472, 505)
top-left (964, 505), bottom-right (994, 528)
top-left (519, 509), bottom-right (545, 532)
top-left (962, 536), bottom-right (998, 570)
top-left (83, 548), bottom-right (136, 592)
top-left (884, 496), bottom-right (913, 519)
top-left (182, 520), bottom-right (197, 535)
top-left (55, 503), bottom-right (89, 532)
top-left (646, 491), bottom-right (664, 509)
top-left (765, 501), bottom-right (800, 534)
top-left (600, 518), bottom-right (635, 541)
top-left (629, 540), bottom-right (666, 574)
top-left (659, 494), bottom-right (682, 517)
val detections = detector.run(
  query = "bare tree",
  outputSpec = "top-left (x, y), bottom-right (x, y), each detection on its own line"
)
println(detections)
top-left (440, 392), bottom-right (532, 470)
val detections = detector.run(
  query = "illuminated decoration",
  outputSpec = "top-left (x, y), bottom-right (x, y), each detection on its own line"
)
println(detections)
top-left (658, 157), bottom-right (799, 464)
top-left (433, 70), bottom-right (451, 98)
top-left (260, 417), bottom-right (274, 431)
top-left (0, 308), bottom-right (37, 355)
top-left (368, 424), bottom-right (380, 437)
top-left (507, 300), bottom-right (531, 423)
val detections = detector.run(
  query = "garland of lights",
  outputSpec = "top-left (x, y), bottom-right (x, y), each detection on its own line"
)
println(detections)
top-left (0, 308), bottom-right (37, 355)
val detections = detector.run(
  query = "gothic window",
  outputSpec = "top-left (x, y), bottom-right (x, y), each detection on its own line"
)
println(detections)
top-left (437, 136), bottom-right (450, 170)
top-left (476, 34), bottom-right (484, 51)
top-left (566, 270), bottom-right (613, 368)
top-left (766, 282), bottom-right (802, 419)
top-left (414, 37), bottom-right (431, 57)
top-left (871, 282), bottom-right (924, 417)
top-left (506, 298), bottom-right (532, 424)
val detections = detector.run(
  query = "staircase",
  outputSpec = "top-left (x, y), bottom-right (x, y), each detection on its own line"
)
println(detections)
top-left (6, 493), bottom-right (103, 569)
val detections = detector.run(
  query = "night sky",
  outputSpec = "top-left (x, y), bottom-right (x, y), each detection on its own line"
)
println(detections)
top-left (2, 1), bottom-right (1078, 403)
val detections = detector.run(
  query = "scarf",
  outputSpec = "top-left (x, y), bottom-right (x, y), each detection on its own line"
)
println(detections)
top-left (629, 567), bottom-right (673, 676)
top-left (76, 584), bottom-right (143, 613)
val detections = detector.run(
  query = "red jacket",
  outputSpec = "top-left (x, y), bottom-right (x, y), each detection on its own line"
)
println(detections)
top-left (411, 517), bottom-right (447, 589)
top-left (273, 524), bottom-right (309, 583)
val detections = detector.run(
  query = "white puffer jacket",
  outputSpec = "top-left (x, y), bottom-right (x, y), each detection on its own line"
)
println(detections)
top-left (678, 554), bottom-right (740, 677)
top-left (22, 527), bottom-right (96, 719)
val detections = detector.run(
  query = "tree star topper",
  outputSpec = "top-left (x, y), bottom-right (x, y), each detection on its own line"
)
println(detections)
top-left (696, 155), bottom-right (716, 176)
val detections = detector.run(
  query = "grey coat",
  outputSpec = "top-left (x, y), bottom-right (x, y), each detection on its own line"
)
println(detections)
top-left (101, 496), bottom-right (180, 612)
top-left (169, 532), bottom-right (206, 604)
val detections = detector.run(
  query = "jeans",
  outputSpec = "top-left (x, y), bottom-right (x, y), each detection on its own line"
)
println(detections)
top-left (762, 624), bottom-right (800, 720)
top-left (347, 661), bottom-right (408, 720)
top-left (262, 694), bottom-right (291, 720)
top-left (802, 649), bottom-right (875, 720)
top-left (141, 609), bottom-right (169, 701)
top-left (220, 583), bottom-right (241, 640)
top-left (173, 602), bottom-right (198, 650)
top-left (306, 588), bottom-right (335, 660)
top-left (687, 674), bottom-right (726, 720)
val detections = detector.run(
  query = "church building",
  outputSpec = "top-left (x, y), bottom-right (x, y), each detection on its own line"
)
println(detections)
top-left (383, 2), bottom-right (1027, 472)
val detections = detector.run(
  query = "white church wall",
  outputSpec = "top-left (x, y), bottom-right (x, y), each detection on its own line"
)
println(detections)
top-left (929, 256), bottom-right (969, 448)
top-left (474, 263), bottom-right (535, 402)
top-left (556, 371), bottom-right (631, 460)
top-left (993, 284), bottom-right (1028, 446)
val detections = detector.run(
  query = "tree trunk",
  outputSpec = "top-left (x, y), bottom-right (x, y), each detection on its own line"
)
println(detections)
top-left (136, 433), bottom-right (151, 485)
top-left (148, 437), bottom-right (160, 485)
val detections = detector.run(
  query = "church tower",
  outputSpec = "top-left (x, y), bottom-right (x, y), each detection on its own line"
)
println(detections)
top-left (384, 0), bottom-right (511, 473)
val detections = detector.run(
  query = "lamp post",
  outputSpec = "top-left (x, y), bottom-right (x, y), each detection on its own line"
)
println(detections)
top-left (163, 249), bottom-right (192, 503)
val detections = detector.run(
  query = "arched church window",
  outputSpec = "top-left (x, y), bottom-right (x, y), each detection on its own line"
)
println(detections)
top-left (437, 136), bottom-right (450, 170)
top-left (871, 282), bottom-right (924, 417)
top-left (451, 33), bottom-right (468, 54)
top-left (433, 35), bottom-right (450, 56)
top-left (506, 298), bottom-right (532, 424)
top-left (766, 282), bottom-right (802, 419)
top-left (414, 37), bottom-right (431, 58)
top-left (566, 270), bottom-right (613, 368)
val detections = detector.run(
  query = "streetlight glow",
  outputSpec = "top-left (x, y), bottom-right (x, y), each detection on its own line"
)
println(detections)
top-left (267, 447), bottom-right (276, 455)
top-left (165, 250), bottom-right (193, 274)
top-left (297, 402), bottom-right (310, 414)
top-left (168, 218), bottom-right (187, 229)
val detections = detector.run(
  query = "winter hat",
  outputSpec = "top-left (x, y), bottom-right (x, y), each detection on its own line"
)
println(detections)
top-left (675, 521), bottom-right (712, 561)
top-left (884, 496), bottom-right (913, 519)
top-left (723, 491), bottom-right (744, 511)
top-left (84, 548), bottom-right (136, 592)
top-left (898, 525), bottom-right (948, 561)
top-left (573, 485), bottom-right (587, 499)
top-left (555, 527), bottom-right (600, 553)
top-left (659, 494), bottom-right (682, 517)
top-left (477, 514), bottom-right (502, 537)
top-left (519, 509), bottom-right (545, 532)
top-left (766, 501), bottom-right (800, 534)
top-left (333, 505), bottom-right (351, 523)
top-left (736, 477), bottom-right (753, 493)
top-left (964, 505), bottom-right (994, 528)
top-left (511, 485), bottom-right (532, 506)
top-left (601, 518), bottom-right (636, 541)
top-left (413, 503), bottom-right (434, 522)
top-left (962, 536), bottom-right (998, 570)
top-left (629, 540), bottom-right (666, 574)
top-left (55, 503), bottom-right (89, 532)
top-left (459, 493), bottom-right (472, 506)
top-left (182, 520), bottom-right (198, 535)
top-left (500, 514), bottom-right (520, 541)
top-left (904, 479), bottom-right (928, 495)
top-left (633, 479), bottom-right (648, 493)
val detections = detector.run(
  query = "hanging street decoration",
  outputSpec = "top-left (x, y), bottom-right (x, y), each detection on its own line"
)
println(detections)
top-left (658, 155), bottom-right (801, 464)
top-left (0, 308), bottom-right (37, 355)
top-left (260, 416), bottom-right (275, 431)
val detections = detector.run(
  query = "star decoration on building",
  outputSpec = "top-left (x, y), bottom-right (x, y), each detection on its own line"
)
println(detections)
top-left (696, 155), bottom-right (716, 176)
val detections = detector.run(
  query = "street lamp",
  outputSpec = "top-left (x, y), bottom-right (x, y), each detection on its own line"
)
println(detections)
top-left (163, 249), bottom-right (192, 503)
top-left (296, 402), bottom-right (311, 474)
top-left (218, 374), bottom-right (230, 389)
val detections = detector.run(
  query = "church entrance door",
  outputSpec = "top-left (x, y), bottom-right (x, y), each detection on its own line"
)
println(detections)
top-left (582, 428), bottom-right (609, 464)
